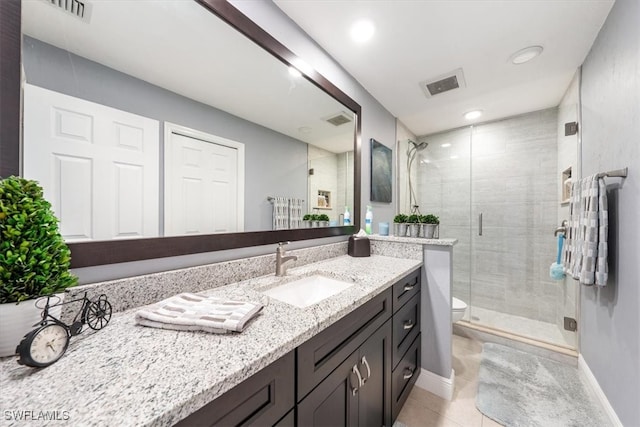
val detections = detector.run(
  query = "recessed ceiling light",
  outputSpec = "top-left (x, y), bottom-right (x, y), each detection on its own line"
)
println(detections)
top-left (298, 126), bottom-right (312, 134)
top-left (464, 110), bottom-right (483, 120)
top-left (441, 143), bottom-right (451, 148)
top-left (350, 20), bottom-right (375, 43)
top-left (509, 46), bottom-right (543, 65)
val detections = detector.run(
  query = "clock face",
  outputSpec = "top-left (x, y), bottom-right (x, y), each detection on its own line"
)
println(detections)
top-left (28, 324), bottom-right (69, 366)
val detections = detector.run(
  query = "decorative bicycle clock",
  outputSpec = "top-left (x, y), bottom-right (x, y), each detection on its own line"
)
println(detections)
top-left (16, 292), bottom-right (112, 368)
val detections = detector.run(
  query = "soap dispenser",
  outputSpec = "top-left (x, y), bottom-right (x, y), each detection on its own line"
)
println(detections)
top-left (365, 205), bottom-right (373, 234)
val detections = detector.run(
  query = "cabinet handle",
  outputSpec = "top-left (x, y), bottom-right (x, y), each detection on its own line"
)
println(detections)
top-left (403, 320), bottom-right (414, 330)
top-left (479, 213), bottom-right (483, 236)
top-left (403, 283), bottom-right (415, 291)
top-left (360, 356), bottom-right (371, 384)
top-left (351, 364), bottom-right (364, 395)
top-left (403, 368), bottom-right (415, 380)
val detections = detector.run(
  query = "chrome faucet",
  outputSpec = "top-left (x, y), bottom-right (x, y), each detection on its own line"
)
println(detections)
top-left (275, 242), bottom-right (298, 277)
top-left (554, 219), bottom-right (568, 236)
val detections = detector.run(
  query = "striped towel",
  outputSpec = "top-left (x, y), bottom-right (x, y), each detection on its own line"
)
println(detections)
top-left (563, 176), bottom-right (608, 286)
top-left (135, 293), bottom-right (263, 333)
top-left (289, 198), bottom-right (304, 229)
top-left (272, 197), bottom-right (289, 230)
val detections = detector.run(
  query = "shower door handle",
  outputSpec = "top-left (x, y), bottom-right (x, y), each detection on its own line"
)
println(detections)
top-left (478, 213), bottom-right (483, 236)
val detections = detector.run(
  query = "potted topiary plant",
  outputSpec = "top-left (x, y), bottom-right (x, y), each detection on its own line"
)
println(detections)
top-left (0, 177), bottom-right (77, 357)
top-left (318, 214), bottom-right (330, 227)
top-left (407, 214), bottom-right (421, 237)
top-left (422, 214), bottom-right (440, 239)
top-left (393, 214), bottom-right (408, 237)
top-left (302, 214), bottom-right (313, 228)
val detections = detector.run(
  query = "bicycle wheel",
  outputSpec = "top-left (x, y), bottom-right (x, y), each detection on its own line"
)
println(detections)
top-left (84, 298), bottom-right (112, 330)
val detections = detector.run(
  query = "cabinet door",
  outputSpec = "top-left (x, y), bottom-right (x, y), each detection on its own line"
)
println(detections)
top-left (357, 321), bottom-right (392, 427)
top-left (298, 351), bottom-right (360, 426)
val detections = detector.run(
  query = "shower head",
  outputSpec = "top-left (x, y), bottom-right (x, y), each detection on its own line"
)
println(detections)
top-left (408, 140), bottom-right (428, 151)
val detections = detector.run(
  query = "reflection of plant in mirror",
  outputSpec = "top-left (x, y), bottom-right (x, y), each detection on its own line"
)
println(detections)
top-left (318, 214), bottom-right (330, 222)
top-left (303, 214), bottom-right (312, 221)
top-left (0, 177), bottom-right (77, 303)
top-left (393, 214), bottom-right (408, 223)
top-left (407, 214), bottom-right (420, 224)
top-left (424, 214), bottom-right (440, 224)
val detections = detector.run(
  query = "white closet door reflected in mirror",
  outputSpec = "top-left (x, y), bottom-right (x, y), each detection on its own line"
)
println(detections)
top-left (164, 123), bottom-right (245, 236)
top-left (24, 84), bottom-right (159, 242)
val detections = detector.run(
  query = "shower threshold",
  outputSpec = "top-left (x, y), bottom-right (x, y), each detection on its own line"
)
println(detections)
top-left (455, 320), bottom-right (578, 359)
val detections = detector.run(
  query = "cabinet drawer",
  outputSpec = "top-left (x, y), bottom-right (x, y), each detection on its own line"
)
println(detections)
top-left (297, 288), bottom-right (392, 400)
top-left (175, 351), bottom-right (295, 427)
top-left (392, 269), bottom-right (420, 313)
top-left (392, 292), bottom-right (420, 369)
top-left (392, 334), bottom-right (421, 422)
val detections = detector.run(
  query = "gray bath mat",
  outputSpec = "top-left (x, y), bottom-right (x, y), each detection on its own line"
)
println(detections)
top-left (477, 343), bottom-right (610, 427)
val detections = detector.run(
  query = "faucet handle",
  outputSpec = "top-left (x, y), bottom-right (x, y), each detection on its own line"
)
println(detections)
top-left (278, 241), bottom-right (291, 246)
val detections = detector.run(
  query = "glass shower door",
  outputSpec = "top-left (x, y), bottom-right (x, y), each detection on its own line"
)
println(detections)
top-left (468, 109), bottom-right (577, 349)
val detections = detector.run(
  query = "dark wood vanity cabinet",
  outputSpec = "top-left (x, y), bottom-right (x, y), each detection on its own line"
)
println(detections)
top-left (174, 269), bottom-right (421, 427)
top-left (297, 320), bottom-right (392, 427)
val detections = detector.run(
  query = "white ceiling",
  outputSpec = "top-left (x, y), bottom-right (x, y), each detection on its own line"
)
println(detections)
top-left (21, 0), bottom-right (354, 153)
top-left (274, 0), bottom-right (614, 137)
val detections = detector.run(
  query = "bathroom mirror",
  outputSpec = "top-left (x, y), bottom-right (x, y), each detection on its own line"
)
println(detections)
top-left (1, 0), bottom-right (362, 266)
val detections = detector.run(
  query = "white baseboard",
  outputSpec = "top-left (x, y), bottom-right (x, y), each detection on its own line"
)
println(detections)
top-left (414, 368), bottom-right (454, 401)
top-left (578, 355), bottom-right (622, 426)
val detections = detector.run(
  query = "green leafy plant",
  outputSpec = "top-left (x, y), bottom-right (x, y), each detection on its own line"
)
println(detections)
top-left (0, 177), bottom-right (77, 304)
top-left (393, 214), bottom-right (408, 223)
top-left (407, 214), bottom-right (420, 224)
top-left (424, 214), bottom-right (440, 224)
top-left (318, 214), bottom-right (330, 222)
top-left (303, 214), bottom-right (312, 221)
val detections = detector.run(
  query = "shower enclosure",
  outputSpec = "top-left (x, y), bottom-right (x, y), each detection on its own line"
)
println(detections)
top-left (404, 105), bottom-right (579, 350)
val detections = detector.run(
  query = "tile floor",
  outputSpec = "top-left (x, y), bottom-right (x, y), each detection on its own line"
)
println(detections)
top-left (396, 334), bottom-right (504, 427)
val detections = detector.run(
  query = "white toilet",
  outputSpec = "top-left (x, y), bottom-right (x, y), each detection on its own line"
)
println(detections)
top-left (452, 297), bottom-right (468, 323)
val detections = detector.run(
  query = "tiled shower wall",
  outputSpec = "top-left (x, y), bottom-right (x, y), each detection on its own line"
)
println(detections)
top-left (417, 108), bottom-right (561, 325)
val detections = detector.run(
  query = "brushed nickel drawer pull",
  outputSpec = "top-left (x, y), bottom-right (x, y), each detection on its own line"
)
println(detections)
top-left (403, 368), bottom-right (414, 380)
top-left (351, 364), bottom-right (364, 395)
top-left (361, 356), bottom-right (371, 384)
top-left (403, 320), bottom-right (414, 330)
top-left (403, 283), bottom-right (415, 291)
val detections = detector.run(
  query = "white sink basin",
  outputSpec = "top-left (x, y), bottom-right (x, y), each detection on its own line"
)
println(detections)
top-left (261, 275), bottom-right (353, 308)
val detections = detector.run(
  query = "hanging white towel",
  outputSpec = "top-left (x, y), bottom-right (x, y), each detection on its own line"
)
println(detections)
top-left (563, 175), bottom-right (608, 286)
top-left (289, 198), bottom-right (304, 229)
top-left (272, 197), bottom-right (290, 230)
top-left (562, 181), bottom-right (581, 277)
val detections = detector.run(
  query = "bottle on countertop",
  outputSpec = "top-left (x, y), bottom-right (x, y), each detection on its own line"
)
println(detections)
top-left (365, 205), bottom-right (373, 234)
top-left (343, 207), bottom-right (351, 226)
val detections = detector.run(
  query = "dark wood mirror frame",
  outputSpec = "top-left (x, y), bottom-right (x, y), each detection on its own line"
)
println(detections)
top-left (0, 0), bottom-right (361, 268)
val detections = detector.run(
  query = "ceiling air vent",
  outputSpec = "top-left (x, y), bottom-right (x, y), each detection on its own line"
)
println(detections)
top-left (323, 111), bottom-right (353, 127)
top-left (419, 68), bottom-right (466, 98)
top-left (43, 0), bottom-right (92, 23)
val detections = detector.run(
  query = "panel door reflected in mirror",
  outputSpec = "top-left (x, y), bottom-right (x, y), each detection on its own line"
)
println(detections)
top-left (20, 0), bottom-right (355, 240)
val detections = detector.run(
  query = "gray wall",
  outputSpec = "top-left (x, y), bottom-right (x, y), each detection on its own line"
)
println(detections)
top-left (580, 0), bottom-right (640, 423)
top-left (22, 36), bottom-right (308, 233)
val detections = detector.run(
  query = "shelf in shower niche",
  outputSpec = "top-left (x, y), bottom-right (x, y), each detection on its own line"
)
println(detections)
top-left (313, 207), bottom-right (332, 210)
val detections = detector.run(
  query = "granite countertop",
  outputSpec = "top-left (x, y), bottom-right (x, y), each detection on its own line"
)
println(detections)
top-left (0, 255), bottom-right (421, 427)
top-left (369, 234), bottom-right (458, 246)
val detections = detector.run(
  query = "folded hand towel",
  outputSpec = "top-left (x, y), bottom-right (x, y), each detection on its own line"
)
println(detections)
top-left (135, 293), bottom-right (263, 334)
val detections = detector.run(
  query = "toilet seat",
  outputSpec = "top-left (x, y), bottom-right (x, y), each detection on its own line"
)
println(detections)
top-left (452, 297), bottom-right (467, 311)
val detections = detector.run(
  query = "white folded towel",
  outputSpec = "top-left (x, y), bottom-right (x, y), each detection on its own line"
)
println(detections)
top-left (135, 293), bottom-right (263, 334)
